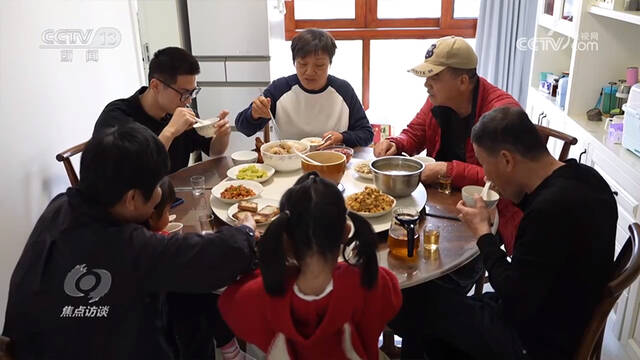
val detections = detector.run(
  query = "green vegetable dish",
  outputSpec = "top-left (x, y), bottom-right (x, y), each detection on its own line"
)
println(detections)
top-left (237, 165), bottom-right (268, 180)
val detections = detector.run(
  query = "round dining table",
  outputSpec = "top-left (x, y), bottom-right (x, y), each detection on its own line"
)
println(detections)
top-left (169, 147), bottom-right (480, 289)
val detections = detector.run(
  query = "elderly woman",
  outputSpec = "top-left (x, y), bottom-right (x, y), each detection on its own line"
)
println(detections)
top-left (235, 29), bottom-right (373, 149)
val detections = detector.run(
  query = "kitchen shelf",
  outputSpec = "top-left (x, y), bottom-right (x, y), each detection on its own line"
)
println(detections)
top-left (588, 5), bottom-right (640, 26)
top-left (538, 13), bottom-right (577, 38)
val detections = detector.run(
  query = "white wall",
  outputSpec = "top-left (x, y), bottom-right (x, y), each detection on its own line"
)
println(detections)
top-left (0, 0), bottom-right (143, 330)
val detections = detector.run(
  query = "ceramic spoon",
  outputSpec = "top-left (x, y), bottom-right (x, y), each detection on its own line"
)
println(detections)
top-left (480, 181), bottom-right (492, 201)
top-left (295, 149), bottom-right (322, 165)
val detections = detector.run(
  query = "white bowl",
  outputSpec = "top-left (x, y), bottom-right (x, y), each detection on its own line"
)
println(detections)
top-left (461, 185), bottom-right (500, 209)
top-left (412, 156), bottom-right (436, 165)
top-left (193, 118), bottom-right (218, 138)
top-left (211, 180), bottom-right (264, 204)
top-left (231, 150), bottom-right (258, 165)
top-left (226, 163), bottom-right (275, 183)
top-left (301, 137), bottom-right (324, 151)
top-left (260, 140), bottom-right (310, 172)
top-left (165, 222), bottom-right (183, 234)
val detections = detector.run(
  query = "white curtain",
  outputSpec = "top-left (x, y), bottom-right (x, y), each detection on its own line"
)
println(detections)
top-left (475, 0), bottom-right (537, 106)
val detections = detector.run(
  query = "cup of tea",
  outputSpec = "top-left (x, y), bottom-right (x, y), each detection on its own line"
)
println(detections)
top-left (423, 223), bottom-right (440, 251)
top-left (437, 174), bottom-right (452, 194)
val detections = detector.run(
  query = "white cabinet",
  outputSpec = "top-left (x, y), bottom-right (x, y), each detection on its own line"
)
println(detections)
top-left (226, 61), bottom-right (271, 82)
top-left (198, 61), bottom-right (227, 82)
top-left (527, 1), bottom-right (640, 357)
top-left (590, 157), bottom-right (638, 339)
top-left (185, 0), bottom-right (276, 147)
top-left (187, 0), bottom-right (270, 57)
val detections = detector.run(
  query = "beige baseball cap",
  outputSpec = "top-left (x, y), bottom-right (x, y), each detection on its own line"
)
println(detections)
top-left (409, 36), bottom-right (478, 77)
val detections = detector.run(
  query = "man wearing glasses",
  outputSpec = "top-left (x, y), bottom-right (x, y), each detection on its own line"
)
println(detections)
top-left (94, 47), bottom-right (231, 173)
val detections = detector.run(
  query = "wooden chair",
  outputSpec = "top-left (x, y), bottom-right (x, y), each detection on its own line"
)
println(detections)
top-left (575, 223), bottom-right (640, 360)
top-left (473, 124), bottom-right (579, 296)
top-left (0, 336), bottom-right (13, 360)
top-left (55, 141), bottom-right (88, 187)
top-left (534, 124), bottom-right (578, 161)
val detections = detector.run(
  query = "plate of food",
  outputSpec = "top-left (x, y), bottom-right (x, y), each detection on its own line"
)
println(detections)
top-left (227, 198), bottom-right (280, 226)
top-left (345, 186), bottom-right (396, 218)
top-left (211, 180), bottom-right (263, 204)
top-left (352, 160), bottom-right (373, 180)
top-left (227, 164), bottom-right (275, 183)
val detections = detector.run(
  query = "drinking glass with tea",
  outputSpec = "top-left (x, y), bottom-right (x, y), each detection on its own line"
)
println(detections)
top-left (437, 174), bottom-right (452, 194)
top-left (388, 207), bottom-right (420, 259)
top-left (423, 223), bottom-right (440, 251)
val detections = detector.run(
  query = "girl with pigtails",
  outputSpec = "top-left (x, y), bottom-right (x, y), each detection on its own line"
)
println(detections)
top-left (219, 172), bottom-right (402, 360)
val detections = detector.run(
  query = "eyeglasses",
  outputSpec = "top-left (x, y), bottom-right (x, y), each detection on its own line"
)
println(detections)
top-left (155, 78), bottom-right (201, 102)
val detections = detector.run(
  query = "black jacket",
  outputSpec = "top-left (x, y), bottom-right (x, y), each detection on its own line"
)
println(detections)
top-left (94, 87), bottom-right (211, 173)
top-left (478, 159), bottom-right (618, 359)
top-left (2, 188), bottom-right (256, 359)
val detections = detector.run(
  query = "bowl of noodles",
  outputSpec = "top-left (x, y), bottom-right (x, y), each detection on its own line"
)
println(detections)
top-left (260, 140), bottom-right (310, 172)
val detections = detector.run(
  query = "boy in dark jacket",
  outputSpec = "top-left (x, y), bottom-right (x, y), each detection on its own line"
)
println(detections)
top-left (2, 123), bottom-right (257, 359)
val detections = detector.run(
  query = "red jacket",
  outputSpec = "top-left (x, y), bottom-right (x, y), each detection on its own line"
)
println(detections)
top-left (219, 263), bottom-right (402, 360)
top-left (388, 77), bottom-right (522, 254)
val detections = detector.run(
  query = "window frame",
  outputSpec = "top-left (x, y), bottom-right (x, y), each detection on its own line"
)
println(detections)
top-left (284, 0), bottom-right (478, 109)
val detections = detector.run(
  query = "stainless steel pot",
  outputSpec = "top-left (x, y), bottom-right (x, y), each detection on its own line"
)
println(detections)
top-left (370, 156), bottom-right (424, 197)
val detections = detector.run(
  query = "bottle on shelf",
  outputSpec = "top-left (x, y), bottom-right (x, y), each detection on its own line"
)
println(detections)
top-left (556, 71), bottom-right (570, 110)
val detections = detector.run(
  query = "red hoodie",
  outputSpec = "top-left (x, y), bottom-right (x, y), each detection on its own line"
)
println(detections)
top-left (219, 263), bottom-right (402, 359)
top-left (388, 77), bottom-right (522, 254)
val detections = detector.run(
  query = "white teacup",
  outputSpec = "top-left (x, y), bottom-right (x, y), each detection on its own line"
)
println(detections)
top-left (165, 222), bottom-right (184, 234)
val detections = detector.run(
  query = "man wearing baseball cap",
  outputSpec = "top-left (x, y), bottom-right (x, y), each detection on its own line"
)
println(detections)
top-left (381, 37), bottom-right (524, 358)
top-left (375, 36), bottom-right (522, 257)
top-left (375, 36), bottom-right (519, 184)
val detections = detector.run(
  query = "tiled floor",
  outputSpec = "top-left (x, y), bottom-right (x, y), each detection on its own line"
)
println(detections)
top-left (244, 327), bottom-right (631, 360)
top-left (603, 327), bottom-right (632, 360)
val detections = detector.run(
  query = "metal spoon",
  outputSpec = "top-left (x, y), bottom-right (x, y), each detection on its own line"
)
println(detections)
top-left (185, 104), bottom-right (207, 125)
top-left (321, 134), bottom-right (333, 144)
top-left (258, 89), bottom-right (283, 142)
top-left (268, 108), bottom-right (283, 140)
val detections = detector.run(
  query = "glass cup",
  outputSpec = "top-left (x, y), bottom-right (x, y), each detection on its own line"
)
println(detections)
top-left (437, 174), bottom-right (452, 194)
top-left (190, 175), bottom-right (205, 197)
top-left (423, 247), bottom-right (440, 262)
top-left (198, 213), bottom-right (214, 234)
top-left (423, 223), bottom-right (440, 251)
